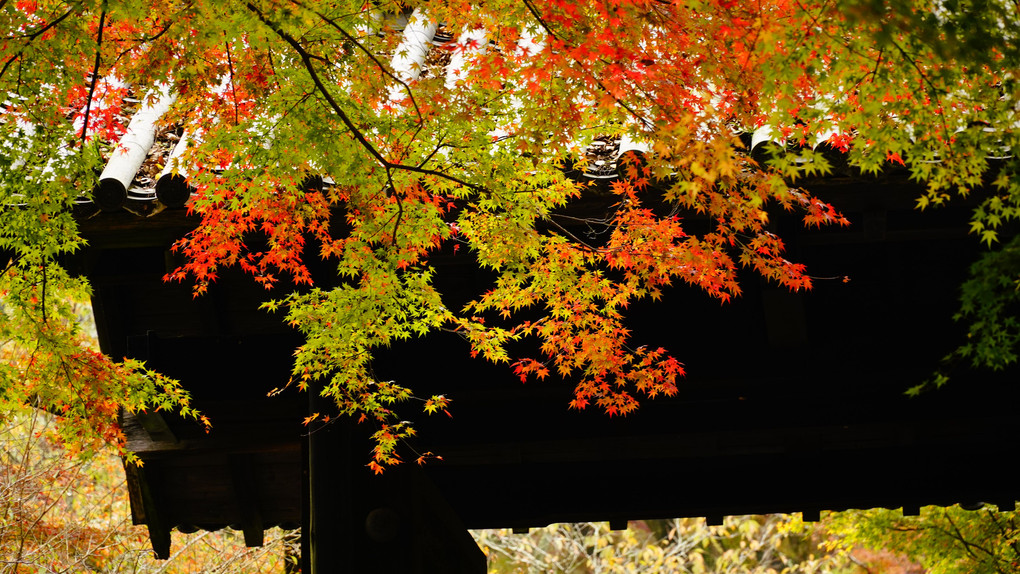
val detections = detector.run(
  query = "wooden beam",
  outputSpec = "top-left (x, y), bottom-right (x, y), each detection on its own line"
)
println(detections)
top-left (134, 411), bottom-right (179, 444)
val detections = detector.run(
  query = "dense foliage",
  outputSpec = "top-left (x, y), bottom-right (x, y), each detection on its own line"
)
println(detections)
top-left (1, 0), bottom-right (1018, 466)
top-left (477, 508), bottom-right (1020, 574)
top-left (475, 516), bottom-right (854, 574)
top-left (825, 505), bottom-right (1020, 574)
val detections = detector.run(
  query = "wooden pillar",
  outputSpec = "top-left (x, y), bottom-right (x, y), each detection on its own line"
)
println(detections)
top-left (306, 402), bottom-right (356, 572)
top-left (300, 429), bottom-right (311, 573)
top-left (305, 389), bottom-right (485, 573)
top-left (124, 462), bottom-right (171, 559)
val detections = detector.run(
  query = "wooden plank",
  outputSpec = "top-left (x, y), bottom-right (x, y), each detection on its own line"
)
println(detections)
top-left (133, 412), bottom-right (179, 445)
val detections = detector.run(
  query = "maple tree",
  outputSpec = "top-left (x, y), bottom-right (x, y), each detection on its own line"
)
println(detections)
top-left (0, 299), bottom-right (297, 572)
top-left (1, 0), bottom-right (1018, 468)
top-left (0, 406), bottom-right (298, 572)
top-left (823, 504), bottom-right (1020, 574)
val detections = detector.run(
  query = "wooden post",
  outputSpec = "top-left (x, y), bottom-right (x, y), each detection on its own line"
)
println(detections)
top-left (306, 384), bottom-right (365, 572)
top-left (124, 463), bottom-right (171, 559)
top-left (305, 387), bottom-right (485, 573)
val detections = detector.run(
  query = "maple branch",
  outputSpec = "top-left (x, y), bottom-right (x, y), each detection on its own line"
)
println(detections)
top-left (985, 508), bottom-right (1016, 556)
top-left (57, 356), bottom-right (96, 441)
top-left (942, 512), bottom-right (1008, 574)
top-left (862, 47), bottom-right (885, 87)
top-left (0, 5), bottom-right (78, 82)
top-left (79, 7), bottom-right (107, 149)
top-left (542, 215), bottom-right (598, 252)
top-left (383, 170), bottom-right (404, 250)
top-left (224, 40), bottom-right (240, 125)
top-left (246, 4), bottom-right (390, 163)
top-left (266, 46), bottom-right (281, 91)
top-left (109, 8), bottom-right (191, 67)
top-left (789, 0), bottom-right (841, 55)
top-left (792, 0), bottom-right (883, 92)
top-left (0, 54), bottom-right (18, 85)
top-left (550, 212), bottom-right (613, 226)
top-left (2, 3), bottom-right (77, 41)
top-left (519, 0), bottom-right (649, 128)
top-left (327, 8), bottom-right (433, 162)
top-left (888, 38), bottom-right (953, 147)
top-left (415, 130), bottom-right (451, 169)
top-left (392, 191), bottom-right (404, 249)
top-left (137, 14), bottom-right (183, 44)
top-left (293, 0), bottom-right (423, 123)
top-left (39, 263), bottom-right (46, 325)
top-left (991, 510), bottom-right (1020, 563)
top-left (247, 3), bottom-right (488, 195)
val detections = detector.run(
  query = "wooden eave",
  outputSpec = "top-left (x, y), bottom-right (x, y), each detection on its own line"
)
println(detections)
top-left (71, 165), bottom-right (1020, 548)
